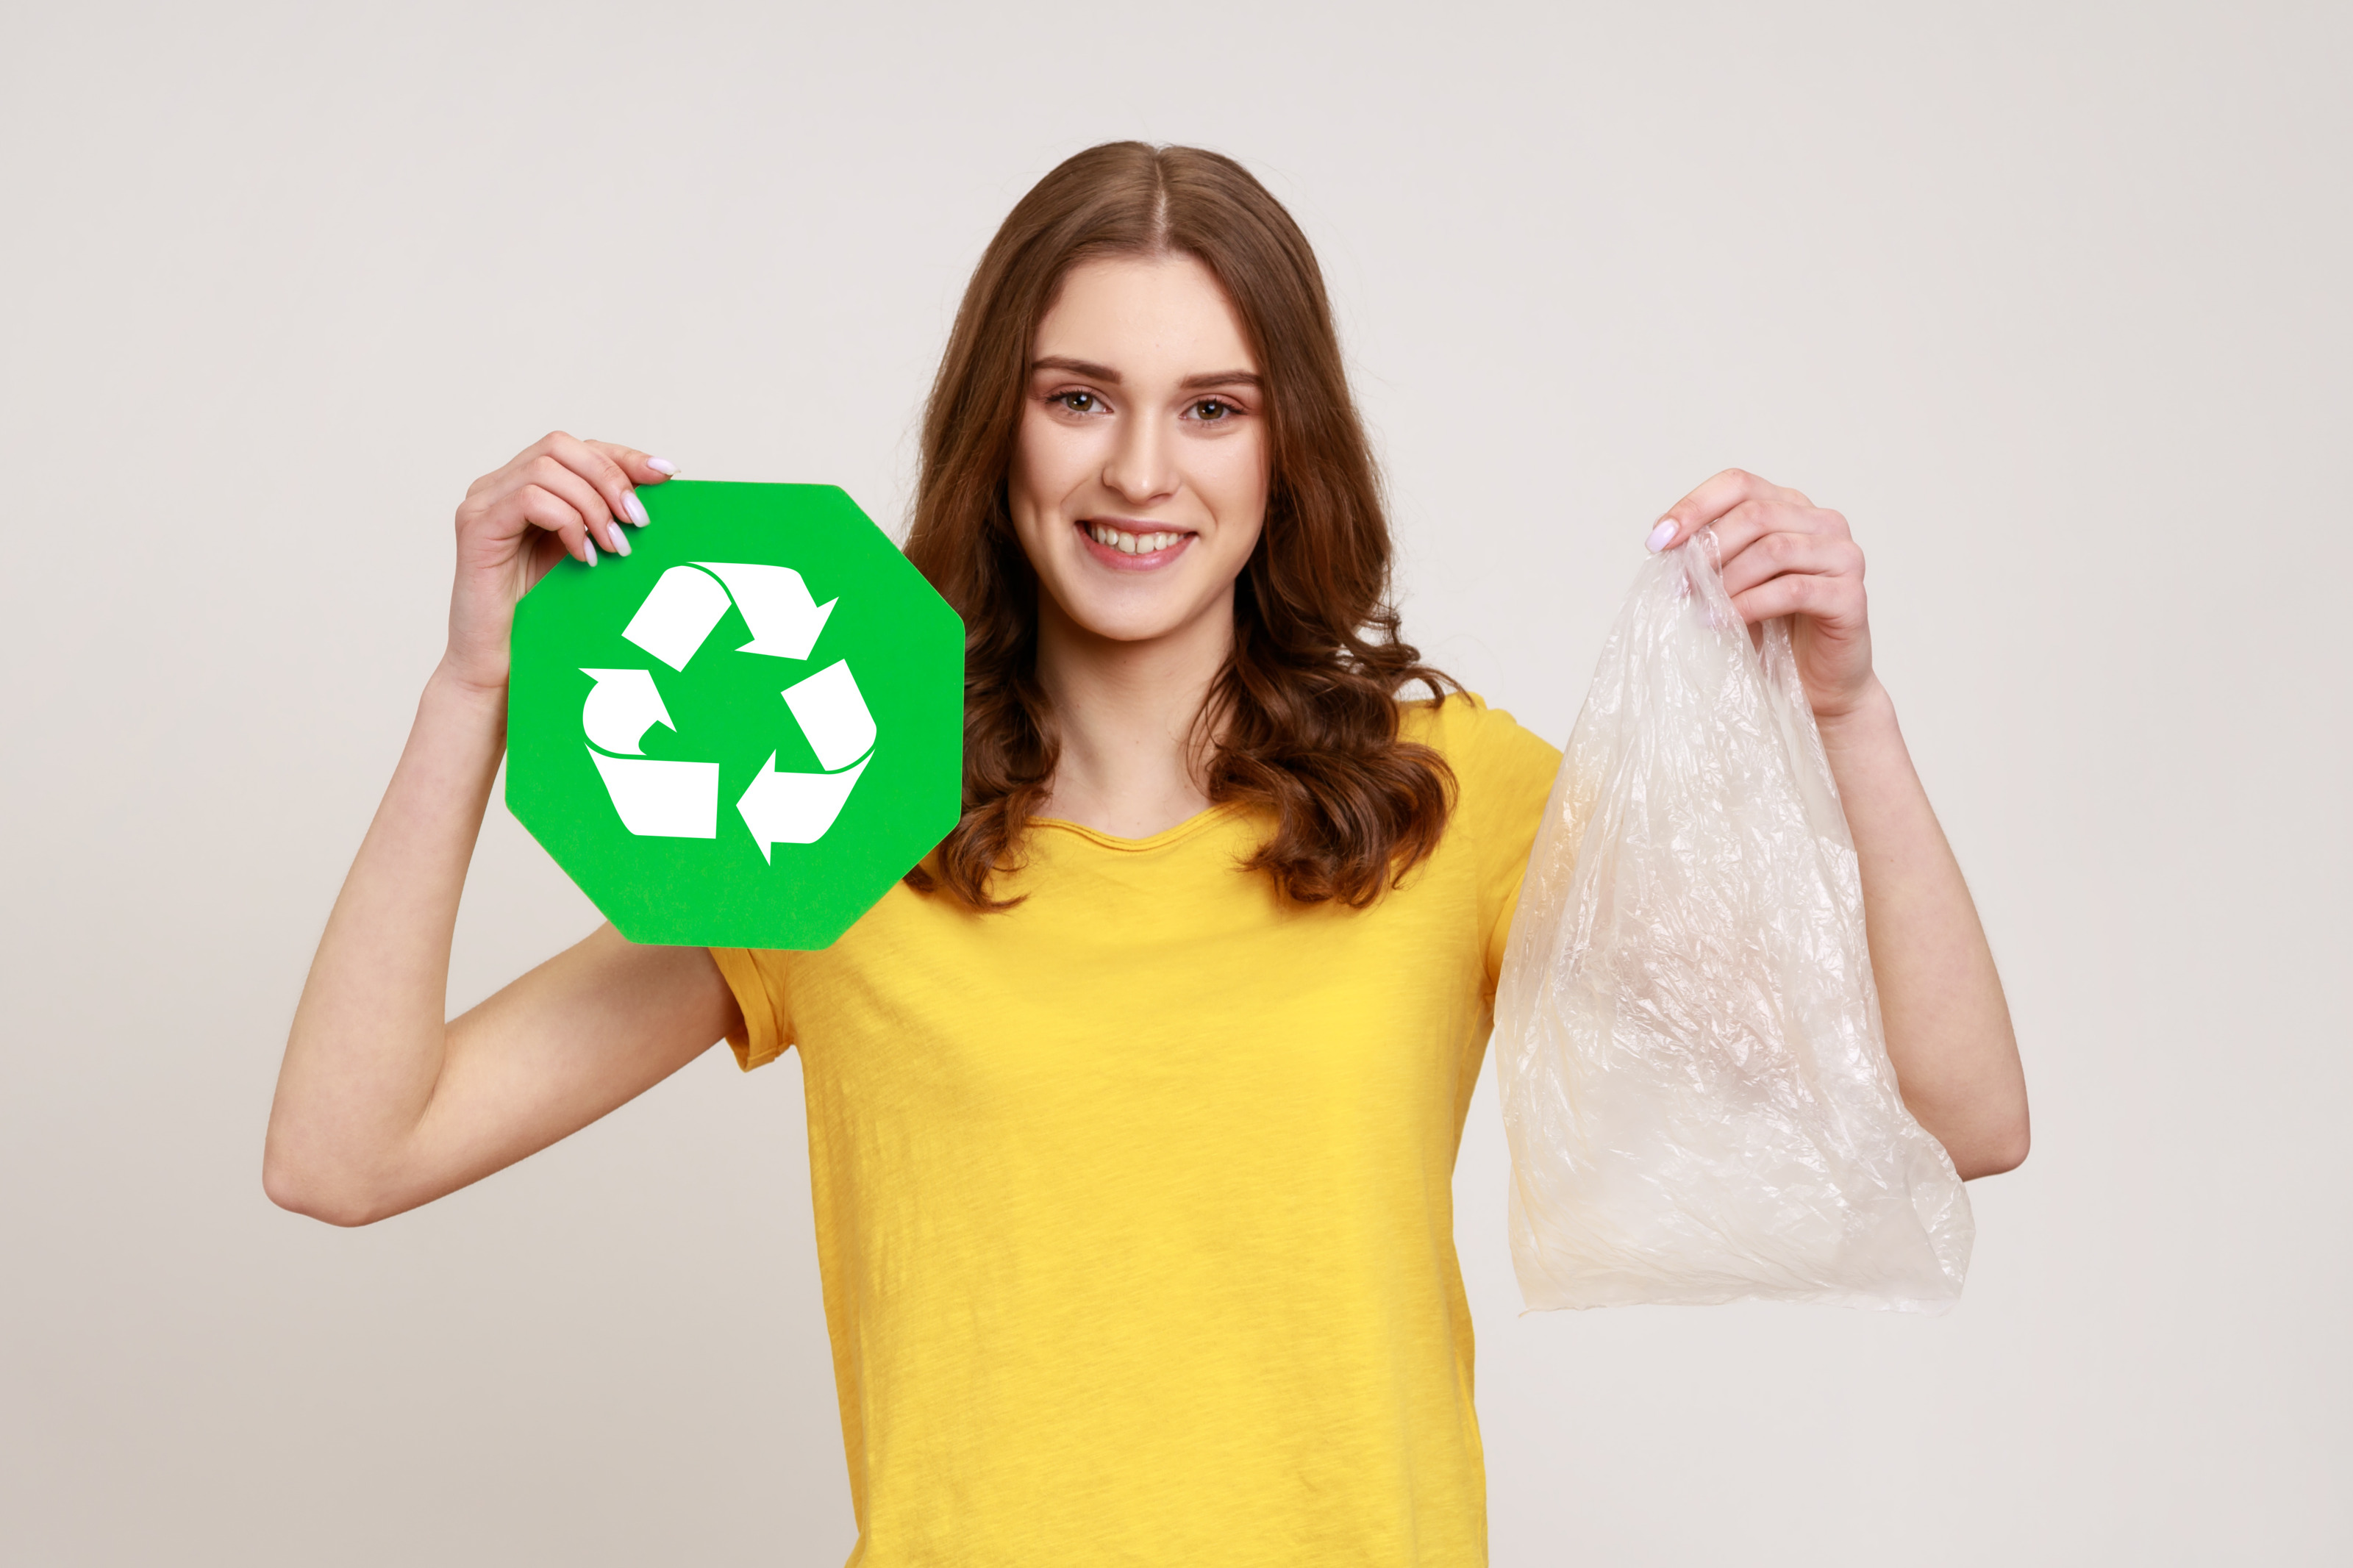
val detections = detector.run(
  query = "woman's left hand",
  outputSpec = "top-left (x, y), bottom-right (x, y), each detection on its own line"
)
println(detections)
top-left (1645, 469), bottom-right (1875, 723)
top-left (1644, 469), bottom-right (2028, 1179)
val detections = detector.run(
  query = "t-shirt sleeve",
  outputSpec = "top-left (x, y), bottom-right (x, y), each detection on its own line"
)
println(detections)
top-left (708, 948), bottom-right (793, 1071)
top-left (1431, 692), bottom-right (1565, 993)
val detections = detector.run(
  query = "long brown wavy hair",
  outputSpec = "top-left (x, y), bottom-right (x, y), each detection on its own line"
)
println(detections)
top-left (903, 141), bottom-right (1456, 909)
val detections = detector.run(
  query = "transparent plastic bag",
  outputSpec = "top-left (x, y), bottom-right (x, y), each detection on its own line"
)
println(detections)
top-left (1494, 530), bottom-right (1973, 1312)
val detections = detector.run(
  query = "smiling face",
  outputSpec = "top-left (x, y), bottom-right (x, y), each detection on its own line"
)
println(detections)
top-left (1007, 253), bottom-right (1271, 651)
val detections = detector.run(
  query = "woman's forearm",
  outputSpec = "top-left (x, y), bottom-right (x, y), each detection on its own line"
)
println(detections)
top-left (264, 663), bottom-right (507, 1220)
top-left (1817, 678), bottom-right (2029, 1178)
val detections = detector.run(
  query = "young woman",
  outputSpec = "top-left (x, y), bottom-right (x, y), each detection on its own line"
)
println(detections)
top-left (267, 143), bottom-right (2027, 1565)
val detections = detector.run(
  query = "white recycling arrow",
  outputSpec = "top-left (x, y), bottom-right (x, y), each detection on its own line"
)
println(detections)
top-left (621, 562), bottom-right (836, 670)
top-left (736, 660), bottom-right (876, 861)
top-left (579, 668), bottom-right (674, 754)
top-left (589, 751), bottom-right (720, 839)
top-left (781, 660), bottom-right (876, 771)
top-left (582, 668), bottom-right (716, 839)
top-left (696, 562), bottom-right (838, 659)
top-left (589, 557), bottom-right (873, 857)
top-left (621, 566), bottom-right (733, 672)
top-left (736, 753), bottom-right (871, 859)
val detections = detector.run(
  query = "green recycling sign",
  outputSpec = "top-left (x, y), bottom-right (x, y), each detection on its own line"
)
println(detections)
top-left (506, 482), bottom-right (964, 949)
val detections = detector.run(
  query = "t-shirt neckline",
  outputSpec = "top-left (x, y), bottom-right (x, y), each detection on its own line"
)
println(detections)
top-left (1026, 803), bottom-right (1243, 853)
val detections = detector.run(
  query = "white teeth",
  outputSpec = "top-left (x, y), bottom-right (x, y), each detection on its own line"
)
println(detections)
top-left (1086, 524), bottom-right (1186, 555)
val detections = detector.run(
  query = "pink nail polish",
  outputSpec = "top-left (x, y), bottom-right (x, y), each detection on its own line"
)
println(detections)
top-left (646, 457), bottom-right (678, 476)
top-left (1645, 519), bottom-right (1678, 553)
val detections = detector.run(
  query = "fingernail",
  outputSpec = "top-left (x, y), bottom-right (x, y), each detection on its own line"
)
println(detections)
top-left (610, 523), bottom-right (631, 557)
top-left (623, 491), bottom-right (649, 526)
top-left (646, 457), bottom-right (678, 476)
top-left (584, 535), bottom-right (599, 567)
top-left (1645, 519), bottom-right (1678, 553)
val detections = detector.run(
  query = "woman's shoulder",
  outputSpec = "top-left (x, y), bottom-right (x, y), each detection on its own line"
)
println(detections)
top-left (1399, 690), bottom-right (1563, 792)
top-left (1399, 692), bottom-right (1563, 949)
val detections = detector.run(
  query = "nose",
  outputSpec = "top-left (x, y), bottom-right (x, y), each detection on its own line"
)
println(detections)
top-left (1101, 410), bottom-right (1177, 506)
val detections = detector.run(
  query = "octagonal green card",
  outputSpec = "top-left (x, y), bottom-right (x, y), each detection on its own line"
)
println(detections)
top-left (506, 482), bottom-right (965, 949)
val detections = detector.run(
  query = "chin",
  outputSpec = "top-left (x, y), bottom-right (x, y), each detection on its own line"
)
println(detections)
top-left (1057, 591), bottom-right (1206, 645)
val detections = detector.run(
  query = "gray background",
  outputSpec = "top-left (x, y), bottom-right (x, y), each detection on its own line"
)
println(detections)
top-left (4, 2), bottom-right (2346, 1563)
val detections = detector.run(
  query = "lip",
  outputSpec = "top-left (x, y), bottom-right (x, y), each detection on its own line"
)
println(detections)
top-left (1074, 518), bottom-right (1195, 570)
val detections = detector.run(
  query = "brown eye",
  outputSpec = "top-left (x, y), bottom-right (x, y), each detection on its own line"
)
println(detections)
top-left (1057, 392), bottom-right (1099, 413)
top-left (1193, 399), bottom-right (1232, 421)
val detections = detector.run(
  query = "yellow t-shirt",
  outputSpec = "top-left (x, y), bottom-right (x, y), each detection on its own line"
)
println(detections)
top-left (711, 693), bottom-right (1561, 1567)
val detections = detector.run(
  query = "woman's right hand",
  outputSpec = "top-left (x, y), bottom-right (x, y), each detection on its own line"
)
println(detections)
top-left (443, 432), bottom-right (677, 695)
top-left (266, 431), bottom-right (732, 1228)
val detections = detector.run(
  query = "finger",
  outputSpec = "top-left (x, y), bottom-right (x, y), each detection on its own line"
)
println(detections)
top-left (1727, 566), bottom-right (1865, 628)
top-left (550, 432), bottom-right (676, 533)
top-left (1646, 468), bottom-right (1813, 553)
top-left (524, 453), bottom-right (631, 557)
top-left (513, 483), bottom-right (599, 567)
top-left (1718, 529), bottom-right (1861, 600)
top-left (535, 432), bottom-right (650, 543)
top-left (1715, 517), bottom-right (1861, 598)
top-left (586, 440), bottom-right (679, 491)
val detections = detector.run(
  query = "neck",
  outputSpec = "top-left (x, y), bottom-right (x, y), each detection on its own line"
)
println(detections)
top-left (1033, 586), bottom-right (1235, 840)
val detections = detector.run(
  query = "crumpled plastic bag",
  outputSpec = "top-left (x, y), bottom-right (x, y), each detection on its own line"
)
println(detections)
top-left (1494, 529), bottom-right (1973, 1312)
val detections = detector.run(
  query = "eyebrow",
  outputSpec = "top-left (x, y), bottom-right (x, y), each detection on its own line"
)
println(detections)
top-left (1029, 355), bottom-right (1263, 391)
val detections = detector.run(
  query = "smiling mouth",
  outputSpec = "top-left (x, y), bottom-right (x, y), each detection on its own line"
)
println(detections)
top-left (1077, 520), bottom-right (1194, 564)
